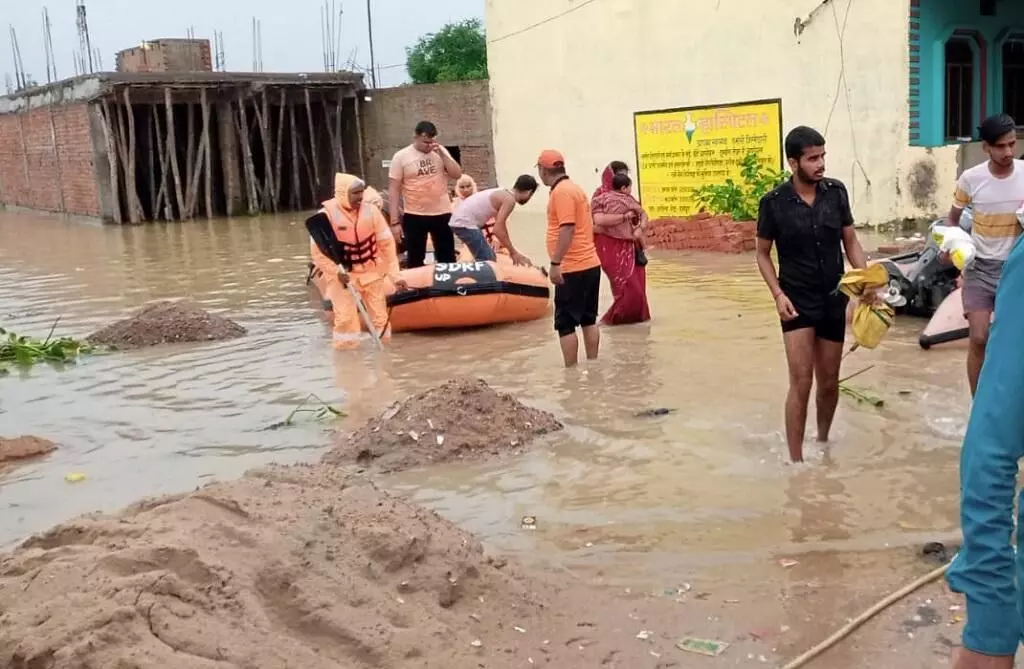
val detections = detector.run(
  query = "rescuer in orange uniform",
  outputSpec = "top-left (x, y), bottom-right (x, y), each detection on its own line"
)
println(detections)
top-left (310, 174), bottom-right (406, 349)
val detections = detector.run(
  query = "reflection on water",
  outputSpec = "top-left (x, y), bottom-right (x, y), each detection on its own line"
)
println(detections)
top-left (0, 209), bottom-right (966, 603)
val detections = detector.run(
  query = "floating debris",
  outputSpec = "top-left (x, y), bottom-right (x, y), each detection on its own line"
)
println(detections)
top-left (634, 408), bottom-right (675, 418)
top-left (677, 637), bottom-right (729, 657)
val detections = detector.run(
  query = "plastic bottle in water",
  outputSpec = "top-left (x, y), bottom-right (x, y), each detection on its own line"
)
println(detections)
top-left (931, 225), bottom-right (976, 271)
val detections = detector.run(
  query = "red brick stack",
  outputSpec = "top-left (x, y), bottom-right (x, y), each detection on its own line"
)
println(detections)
top-left (644, 213), bottom-right (757, 254)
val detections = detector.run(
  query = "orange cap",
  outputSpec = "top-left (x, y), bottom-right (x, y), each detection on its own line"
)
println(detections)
top-left (536, 149), bottom-right (565, 169)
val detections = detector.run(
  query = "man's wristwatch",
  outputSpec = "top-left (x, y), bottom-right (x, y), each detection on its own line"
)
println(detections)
top-left (550, 261), bottom-right (561, 266)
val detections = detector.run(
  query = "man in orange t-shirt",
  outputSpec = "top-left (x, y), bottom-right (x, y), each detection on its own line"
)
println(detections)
top-left (388, 121), bottom-right (463, 268)
top-left (537, 149), bottom-right (602, 367)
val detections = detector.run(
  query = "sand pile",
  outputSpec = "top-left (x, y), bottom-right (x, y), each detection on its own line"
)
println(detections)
top-left (87, 300), bottom-right (246, 350)
top-left (0, 435), bottom-right (56, 465)
top-left (323, 377), bottom-right (562, 472)
top-left (0, 465), bottom-right (689, 669)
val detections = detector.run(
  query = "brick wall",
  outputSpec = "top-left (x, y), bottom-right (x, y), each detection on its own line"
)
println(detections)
top-left (360, 80), bottom-right (494, 189)
top-left (0, 102), bottom-right (100, 217)
top-left (645, 213), bottom-right (757, 253)
top-left (117, 40), bottom-right (213, 73)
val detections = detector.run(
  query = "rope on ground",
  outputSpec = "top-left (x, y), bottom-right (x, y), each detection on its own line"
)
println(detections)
top-left (781, 562), bottom-right (950, 669)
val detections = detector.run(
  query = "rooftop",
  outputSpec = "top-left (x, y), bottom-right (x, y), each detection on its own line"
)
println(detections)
top-left (0, 71), bottom-right (365, 114)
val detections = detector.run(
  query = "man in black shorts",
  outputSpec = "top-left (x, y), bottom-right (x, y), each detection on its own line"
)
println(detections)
top-left (755, 126), bottom-right (872, 462)
top-left (537, 149), bottom-right (602, 367)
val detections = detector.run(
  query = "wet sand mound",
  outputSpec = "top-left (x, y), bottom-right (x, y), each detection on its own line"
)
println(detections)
top-left (0, 466), bottom-right (683, 669)
top-left (87, 300), bottom-right (246, 350)
top-left (0, 435), bottom-right (56, 464)
top-left (323, 377), bottom-right (562, 472)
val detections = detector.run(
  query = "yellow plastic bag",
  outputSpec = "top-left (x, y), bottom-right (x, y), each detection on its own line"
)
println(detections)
top-left (837, 264), bottom-right (895, 350)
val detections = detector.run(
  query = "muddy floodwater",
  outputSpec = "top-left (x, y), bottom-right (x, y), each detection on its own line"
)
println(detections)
top-left (0, 208), bottom-right (967, 653)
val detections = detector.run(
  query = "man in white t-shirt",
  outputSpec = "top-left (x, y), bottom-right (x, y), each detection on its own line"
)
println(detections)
top-left (947, 113), bottom-right (1024, 396)
top-left (449, 175), bottom-right (538, 265)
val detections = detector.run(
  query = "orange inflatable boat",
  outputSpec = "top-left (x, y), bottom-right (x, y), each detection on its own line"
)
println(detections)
top-left (308, 258), bottom-right (550, 333)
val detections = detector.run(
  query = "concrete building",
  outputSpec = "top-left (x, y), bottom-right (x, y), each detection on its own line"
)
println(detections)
top-left (116, 39), bottom-right (213, 74)
top-left (486, 0), bottom-right (1024, 224)
top-left (0, 72), bottom-right (494, 223)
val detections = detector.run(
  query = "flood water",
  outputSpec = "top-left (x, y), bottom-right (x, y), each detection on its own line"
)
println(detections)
top-left (0, 208), bottom-right (966, 639)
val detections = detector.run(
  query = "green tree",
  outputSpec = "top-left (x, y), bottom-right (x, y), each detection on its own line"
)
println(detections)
top-left (406, 18), bottom-right (488, 85)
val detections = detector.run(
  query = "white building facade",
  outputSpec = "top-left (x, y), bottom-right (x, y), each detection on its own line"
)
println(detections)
top-left (485, 0), bottom-right (1024, 224)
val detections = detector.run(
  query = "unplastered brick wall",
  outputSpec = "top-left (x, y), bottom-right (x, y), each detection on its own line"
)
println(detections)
top-left (361, 80), bottom-right (495, 189)
top-left (0, 102), bottom-right (100, 216)
top-left (645, 213), bottom-right (757, 253)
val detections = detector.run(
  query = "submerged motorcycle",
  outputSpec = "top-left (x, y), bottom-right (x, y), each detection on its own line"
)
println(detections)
top-left (873, 213), bottom-right (973, 349)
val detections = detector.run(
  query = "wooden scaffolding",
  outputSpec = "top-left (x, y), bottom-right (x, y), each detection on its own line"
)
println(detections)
top-left (90, 72), bottom-right (365, 223)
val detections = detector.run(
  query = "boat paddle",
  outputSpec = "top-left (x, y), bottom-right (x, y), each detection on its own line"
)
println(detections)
top-left (304, 212), bottom-right (384, 350)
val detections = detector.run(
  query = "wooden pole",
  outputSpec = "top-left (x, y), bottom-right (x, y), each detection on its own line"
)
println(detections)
top-left (152, 111), bottom-right (170, 220)
top-left (353, 93), bottom-right (365, 179)
top-left (335, 87), bottom-right (346, 173)
top-left (164, 87), bottom-right (186, 220)
top-left (98, 100), bottom-right (123, 223)
top-left (202, 87), bottom-right (213, 219)
top-left (304, 87), bottom-right (319, 194)
top-left (184, 107), bottom-right (205, 219)
top-left (288, 102), bottom-right (301, 210)
top-left (253, 89), bottom-right (275, 210)
top-left (146, 106), bottom-right (156, 219)
top-left (185, 101), bottom-right (195, 209)
top-left (235, 93), bottom-right (259, 215)
top-left (121, 88), bottom-right (141, 223)
top-left (274, 89), bottom-right (286, 211)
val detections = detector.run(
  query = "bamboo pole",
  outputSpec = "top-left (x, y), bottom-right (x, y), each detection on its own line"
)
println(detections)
top-left (185, 100), bottom-right (195, 207)
top-left (184, 104), bottom-right (205, 218)
top-left (164, 87), bottom-right (186, 220)
top-left (152, 111), bottom-right (171, 220)
top-left (253, 90), bottom-right (275, 210)
top-left (235, 94), bottom-right (259, 215)
top-left (202, 88), bottom-right (213, 219)
top-left (304, 87), bottom-right (319, 194)
top-left (288, 102), bottom-right (301, 210)
top-left (274, 89), bottom-right (286, 211)
top-left (98, 100), bottom-right (123, 223)
top-left (146, 106), bottom-right (156, 219)
top-left (121, 88), bottom-right (141, 223)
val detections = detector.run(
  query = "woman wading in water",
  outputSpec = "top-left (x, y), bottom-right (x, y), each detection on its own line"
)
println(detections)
top-left (591, 166), bottom-right (651, 325)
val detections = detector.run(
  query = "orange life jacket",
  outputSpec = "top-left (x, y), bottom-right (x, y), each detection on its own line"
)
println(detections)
top-left (322, 199), bottom-right (379, 272)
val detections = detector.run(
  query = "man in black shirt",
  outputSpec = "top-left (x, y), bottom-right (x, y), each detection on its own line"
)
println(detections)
top-left (755, 126), bottom-right (871, 462)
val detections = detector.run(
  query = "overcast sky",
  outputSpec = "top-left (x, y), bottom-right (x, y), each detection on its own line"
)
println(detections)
top-left (2, 0), bottom-right (483, 90)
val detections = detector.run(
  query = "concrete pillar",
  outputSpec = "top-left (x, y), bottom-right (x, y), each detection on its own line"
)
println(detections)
top-left (217, 102), bottom-right (243, 216)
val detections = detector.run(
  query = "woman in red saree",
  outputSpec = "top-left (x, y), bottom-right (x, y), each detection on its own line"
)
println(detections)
top-left (592, 161), bottom-right (630, 199)
top-left (591, 172), bottom-right (651, 325)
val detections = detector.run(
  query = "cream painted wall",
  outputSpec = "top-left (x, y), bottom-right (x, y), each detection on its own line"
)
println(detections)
top-left (485, 0), bottom-right (959, 224)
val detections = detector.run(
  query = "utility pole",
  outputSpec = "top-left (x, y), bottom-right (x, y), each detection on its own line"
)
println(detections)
top-left (366, 0), bottom-right (377, 87)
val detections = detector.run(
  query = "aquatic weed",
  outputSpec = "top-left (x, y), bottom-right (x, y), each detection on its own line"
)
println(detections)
top-left (0, 319), bottom-right (93, 376)
top-left (262, 393), bottom-right (346, 430)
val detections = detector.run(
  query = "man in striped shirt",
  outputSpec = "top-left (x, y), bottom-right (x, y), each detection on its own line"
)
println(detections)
top-left (948, 113), bottom-right (1024, 396)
